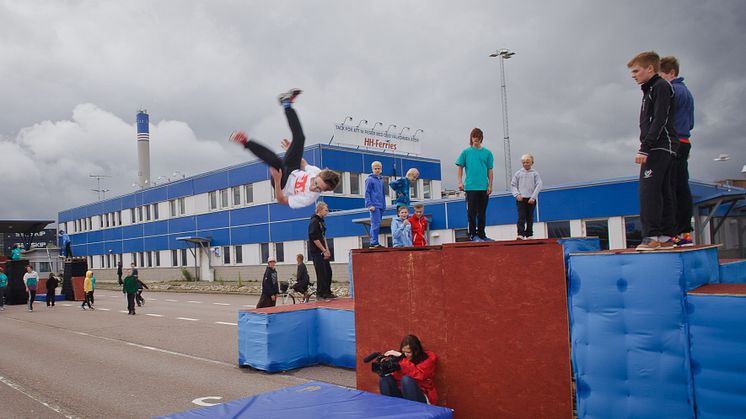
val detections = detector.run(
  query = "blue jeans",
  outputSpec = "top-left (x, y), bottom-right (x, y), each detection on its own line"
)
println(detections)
top-left (379, 375), bottom-right (427, 404)
top-left (369, 208), bottom-right (382, 246)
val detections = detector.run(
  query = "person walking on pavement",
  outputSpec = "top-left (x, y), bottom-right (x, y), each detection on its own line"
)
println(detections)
top-left (46, 273), bottom-right (59, 307)
top-left (122, 269), bottom-right (138, 315)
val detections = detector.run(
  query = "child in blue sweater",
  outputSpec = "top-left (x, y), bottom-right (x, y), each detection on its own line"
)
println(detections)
top-left (365, 161), bottom-right (386, 248)
top-left (392, 206), bottom-right (413, 247)
top-left (389, 168), bottom-right (420, 209)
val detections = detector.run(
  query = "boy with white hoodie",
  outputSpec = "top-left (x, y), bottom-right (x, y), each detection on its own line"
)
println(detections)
top-left (511, 154), bottom-right (543, 239)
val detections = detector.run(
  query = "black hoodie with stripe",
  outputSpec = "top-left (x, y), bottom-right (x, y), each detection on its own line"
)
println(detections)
top-left (638, 74), bottom-right (679, 155)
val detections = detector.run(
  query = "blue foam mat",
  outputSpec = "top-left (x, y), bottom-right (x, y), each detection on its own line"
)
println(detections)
top-left (719, 259), bottom-right (746, 284)
top-left (238, 307), bottom-right (355, 372)
top-left (687, 293), bottom-right (746, 418)
top-left (568, 247), bottom-right (718, 419)
top-left (33, 294), bottom-right (65, 301)
top-left (154, 381), bottom-right (453, 419)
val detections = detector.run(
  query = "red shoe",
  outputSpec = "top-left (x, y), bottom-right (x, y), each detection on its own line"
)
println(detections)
top-left (229, 130), bottom-right (249, 146)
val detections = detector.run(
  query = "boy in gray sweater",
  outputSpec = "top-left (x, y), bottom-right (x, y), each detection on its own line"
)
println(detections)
top-left (511, 154), bottom-right (543, 239)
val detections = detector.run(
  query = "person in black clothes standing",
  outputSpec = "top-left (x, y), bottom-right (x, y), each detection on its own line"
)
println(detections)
top-left (117, 261), bottom-right (123, 285)
top-left (292, 254), bottom-right (311, 302)
top-left (256, 257), bottom-right (279, 309)
top-left (46, 273), bottom-right (59, 307)
top-left (308, 201), bottom-right (335, 300)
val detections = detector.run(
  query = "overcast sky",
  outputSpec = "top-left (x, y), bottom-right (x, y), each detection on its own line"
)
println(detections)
top-left (1, 0), bottom-right (744, 220)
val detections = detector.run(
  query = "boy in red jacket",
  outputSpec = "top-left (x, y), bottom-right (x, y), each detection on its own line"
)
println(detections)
top-left (408, 203), bottom-right (428, 247)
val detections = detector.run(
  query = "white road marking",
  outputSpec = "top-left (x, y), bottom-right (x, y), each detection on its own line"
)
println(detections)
top-left (97, 308), bottom-right (111, 311)
top-left (176, 317), bottom-right (199, 321)
top-left (215, 322), bottom-right (237, 326)
top-left (149, 298), bottom-right (158, 300)
top-left (119, 310), bottom-right (129, 313)
top-left (242, 305), bottom-right (255, 308)
top-left (165, 299), bottom-right (178, 302)
top-left (0, 375), bottom-right (79, 419)
top-left (61, 304), bottom-right (72, 307)
top-left (192, 396), bottom-right (223, 407)
top-left (145, 314), bottom-right (164, 317)
top-left (212, 303), bottom-right (230, 306)
top-left (187, 300), bottom-right (202, 304)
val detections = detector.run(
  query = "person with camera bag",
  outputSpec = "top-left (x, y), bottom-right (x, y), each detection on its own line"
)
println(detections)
top-left (378, 334), bottom-right (438, 405)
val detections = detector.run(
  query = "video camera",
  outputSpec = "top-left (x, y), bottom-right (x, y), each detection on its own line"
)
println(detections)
top-left (363, 352), bottom-right (403, 377)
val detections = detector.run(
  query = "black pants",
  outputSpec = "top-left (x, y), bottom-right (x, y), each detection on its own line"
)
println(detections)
top-left (136, 289), bottom-right (144, 305)
top-left (639, 150), bottom-right (675, 238)
top-left (28, 290), bottom-right (36, 310)
top-left (671, 142), bottom-right (693, 234)
top-left (0, 286), bottom-right (6, 308)
top-left (311, 253), bottom-right (333, 296)
top-left (126, 292), bottom-right (136, 314)
top-left (90, 290), bottom-right (94, 305)
top-left (117, 273), bottom-right (122, 285)
top-left (256, 294), bottom-right (277, 309)
top-left (245, 108), bottom-right (306, 189)
top-left (46, 291), bottom-right (55, 306)
top-left (82, 291), bottom-right (93, 308)
top-left (65, 242), bottom-right (72, 258)
top-left (466, 191), bottom-right (489, 238)
top-left (516, 198), bottom-right (536, 237)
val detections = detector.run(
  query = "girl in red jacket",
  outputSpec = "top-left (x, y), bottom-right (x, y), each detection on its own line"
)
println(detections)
top-left (379, 335), bottom-right (438, 405)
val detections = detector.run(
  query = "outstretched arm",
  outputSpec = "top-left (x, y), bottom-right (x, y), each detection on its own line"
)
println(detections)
top-left (270, 167), bottom-right (289, 205)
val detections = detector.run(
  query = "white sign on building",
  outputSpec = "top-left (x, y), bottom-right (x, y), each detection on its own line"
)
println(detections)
top-left (332, 124), bottom-right (421, 155)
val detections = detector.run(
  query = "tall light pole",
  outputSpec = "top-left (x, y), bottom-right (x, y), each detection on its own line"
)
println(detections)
top-left (490, 48), bottom-right (516, 190)
top-left (90, 173), bottom-right (111, 200)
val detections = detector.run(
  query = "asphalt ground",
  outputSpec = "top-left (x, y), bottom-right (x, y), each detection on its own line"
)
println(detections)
top-left (0, 290), bottom-right (356, 418)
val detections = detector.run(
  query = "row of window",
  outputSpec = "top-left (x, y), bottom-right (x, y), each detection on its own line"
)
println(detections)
top-left (209, 184), bottom-right (253, 210)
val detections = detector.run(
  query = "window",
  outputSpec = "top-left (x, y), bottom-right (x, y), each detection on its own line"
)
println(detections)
top-left (131, 253), bottom-right (137, 266)
top-left (585, 219), bottom-right (610, 250)
top-left (360, 235), bottom-right (371, 249)
top-left (169, 200), bottom-right (176, 217)
top-left (181, 249), bottom-right (188, 266)
top-left (104, 214), bottom-right (109, 228)
top-left (155, 251), bottom-right (161, 267)
top-left (350, 173), bottom-right (360, 195)
top-left (153, 204), bottom-right (159, 220)
top-left (172, 250), bottom-right (178, 267)
top-left (117, 211), bottom-right (121, 225)
top-left (131, 208), bottom-right (136, 223)
top-left (179, 198), bottom-right (185, 215)
top-left (454, 228), bottom-right (471, 243)
top-left (139, 252), bottom-right (145, 267)
top-left (624, 216), bottom-right (643, 249)
top-left (244, 184), bottom-right (254, 204)
top-left (223, 246), bottom-right (231, 264)
top-left (106, 254), bottom-right (111, 268)
top-left (334, 175), bottom-right (344, 194)
top-left (145, 205), bottom-right (151, 221)
top-left (100, 255), bottom-right (105, 268)
top-left (147, 251), bottom-right (153, 267)
top-left (410, 181), bottom-right (419, 200)
top-left (209, 191), bottom-right (217, 210)
top-left (38, 262), bottom-right (51, 273)
top-left (233, 187), bottom-right (241, 206)
top-left (235, 245), bottom-right (243, 264)
top-left (275, 242), bottom-right (285, 263)
top-left (260, 243), bottom-right (270, 264)
top-left (423, 179), bottom-right (432, 199)
top-left (220, 189), bottom-right (229, 208)
top-left (547, 221), bottom-right (571, 239)
top-left (138, 206), bottom-right (143, 222)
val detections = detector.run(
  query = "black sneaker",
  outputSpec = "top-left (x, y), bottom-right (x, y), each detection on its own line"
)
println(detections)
top-left (278, 88), bottom-right (302, 105)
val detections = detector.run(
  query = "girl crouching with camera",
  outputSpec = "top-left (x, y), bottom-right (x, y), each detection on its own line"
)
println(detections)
top-left (379, 334), bottom-right (438, 405)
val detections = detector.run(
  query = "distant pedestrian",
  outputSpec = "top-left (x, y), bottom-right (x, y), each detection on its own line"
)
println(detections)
top-left (136, 278), bottom-right (149, 306)
top-left (365, 161), bottom-right (386, 248)
top-left (130, 263), bottom-right (139, 279)
top-left (389, 168), bottom-right (420, 209)
top-left (122, 269), bottom-right (138, 315)
top-left (46, 273), bottom-right (59, 307)
top-left (292, 254), bottom-right (311, 302)
top-left (408, 203), bottom-right (429, 247)
top-left (511, 154), bottom-right (543, 239)
top-left (117, 261), bottom-right (123, 285)
top-left (23, 265), bottom-right (39, 312)
top-left (392, 206), bottom-right (413, 248)
top-left (0, 267), bottom-right (8, 311)
top-left (81, 270), bottom-right (94, 310)
top-left (90, 270), bottom-right (96, 306)
top-left (256, 257), bottom-right (279, 309)
top-left (456, 127), bottom-right (494, 241)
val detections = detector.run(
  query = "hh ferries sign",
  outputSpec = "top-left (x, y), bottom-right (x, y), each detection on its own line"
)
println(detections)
top-left (332, 124), bottom-right (421, 155)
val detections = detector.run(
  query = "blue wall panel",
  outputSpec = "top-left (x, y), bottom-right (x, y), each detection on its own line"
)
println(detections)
top-left (122, 238), bottom-right (144, 253)
top-left (87, 241), bottom-right (104, 255)
top-left (103, 241), bottom-right (122, 254)
top-left (193, 171), bottom-right (229, 195)
top-left (231, 225), bottom-right (269, 244)
top-left (87, 230), bottom-right (103, 243)
top-left (143, 220), bottom-right (169, 236)
top-left (268, 203), bottom-right (314, 222)
top-left (102, 227), bottom-right (122, 241)
top-left (169, 216), bottom-right (197, 234)
top-left (426, 203), bottom-right (448, 230)
top-left (143, 235), bottom-right (169, 250)
top-left (230, 206), bottom-right (268, 226)
top-left (269, 220), bottom-right (309, 243)
top-left (169, 233), bottom-right (196, 249)
top-left (167, 180), bottom-right (193, 199)
top-left (102, 198), bottom-right (122, 213)
top-left (362, 154), bottom-right (398, 178)
top-left (197, 228), bottom-right (230, 246)
top-left (142, 186), bottom-right (168, 205)
top-left (321, 149), bottom-right (366, 173)
top-left (122, 224), bottom-right (144, 240)
top-left (321, 196), bottom-right (365, 212)
top-left (446, 201), bottom-right (467, 229)
top-left (228, 163), bottom-right (267, 187)
top-left (121, 192), bottom-right (141, 210)
top-left (196, 212), bottom-right (230, 230)
top-left (540, 181), bottom-right (639, 221)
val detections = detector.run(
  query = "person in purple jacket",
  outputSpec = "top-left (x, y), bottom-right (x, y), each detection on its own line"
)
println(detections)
top-left (365, 161), bottom-right (386, 248)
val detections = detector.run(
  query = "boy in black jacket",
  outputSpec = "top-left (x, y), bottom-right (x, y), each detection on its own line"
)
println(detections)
top-left (627, 51), bottom-right (679, 251)
top-left (256, 258), bottom-right (279, 309)
top-left (46, 273), bottom-right (59, 307)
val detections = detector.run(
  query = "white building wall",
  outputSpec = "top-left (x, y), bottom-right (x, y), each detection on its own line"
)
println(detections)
top-left (254, 180), bottom-right (273, 204)
top-left (429, 229), bottom-right (452, 245)
top-left (431, 180), bottom-right (442, 200)
top-left (282, 240), bottom-right (307, 264)
top-left (608, 217), bottom-right (625, 249)
top-left (192, 192), bottom-right (208, 214)
top-left (244, 243), bottom-right (262, 265)
top-left (570, 219), bottom-right (584, 237)
top-left (332, 236), bottom-right (359, 263)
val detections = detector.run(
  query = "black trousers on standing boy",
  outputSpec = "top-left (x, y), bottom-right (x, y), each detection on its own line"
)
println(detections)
top-left (126, 292), bottom-right (136, 314)
top-left (466, 190), bottom-right (489, 238)
top-left (516, 198), bottom-right (537, 237)
top-left (670, 142), bottom-right (693, 235)
top-left (639, 150), bottom-right (675, 238)
top-left (310, 253), bottom-right (332, 297)
top-left (244, 108), bottom-right (306, 189)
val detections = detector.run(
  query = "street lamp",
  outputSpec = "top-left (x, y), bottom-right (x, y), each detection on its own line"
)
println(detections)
top-left (490, 48), bottom-right (516, 190)
top-left (372, 122), bottom-right (383, 131)
top-left (385, 124), bottom-right (397, 134)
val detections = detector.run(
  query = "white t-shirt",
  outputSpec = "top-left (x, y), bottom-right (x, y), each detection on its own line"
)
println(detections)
top-left (283, 165), bottom-right (322, 209)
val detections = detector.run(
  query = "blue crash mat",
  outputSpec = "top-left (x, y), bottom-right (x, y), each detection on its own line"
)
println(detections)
top-left (154, 381), bottom-right (453, 419)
